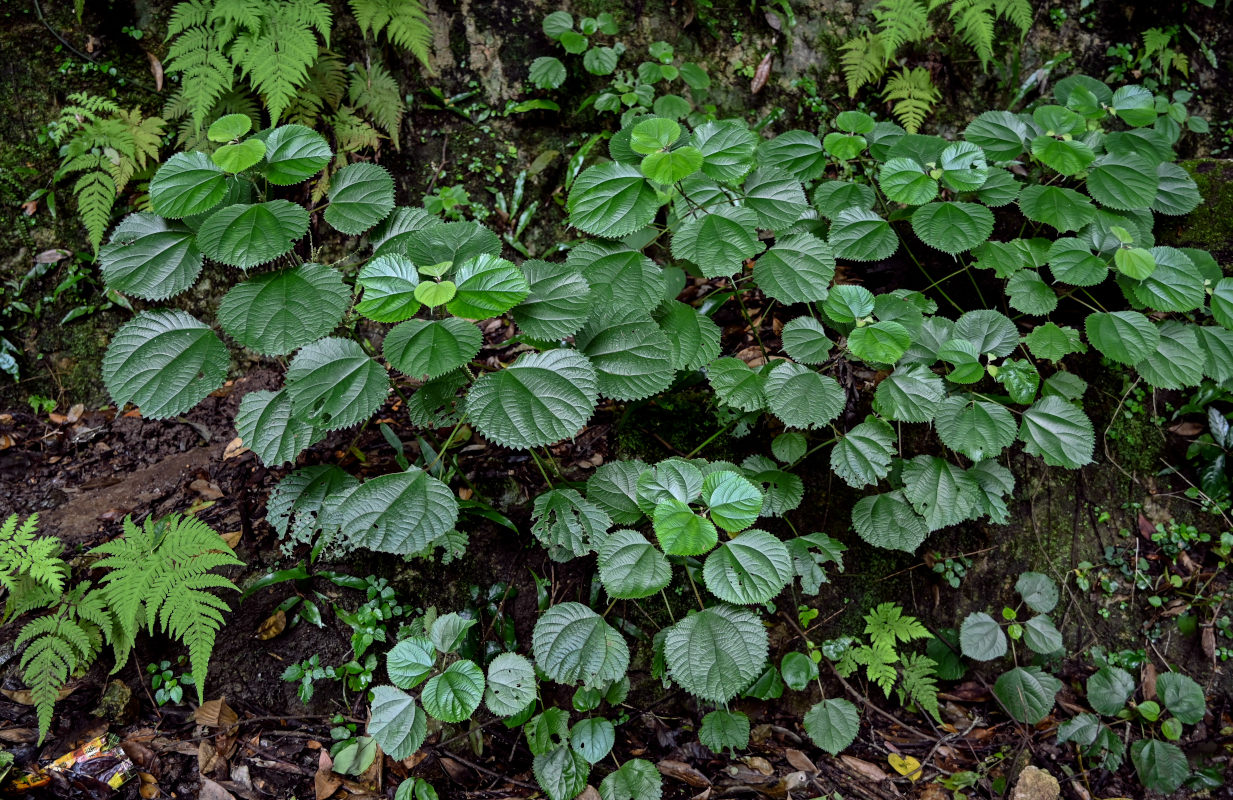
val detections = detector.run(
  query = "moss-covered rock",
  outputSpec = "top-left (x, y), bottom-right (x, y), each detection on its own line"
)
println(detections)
top-left (1163, 159), bottom-right (1233, 267)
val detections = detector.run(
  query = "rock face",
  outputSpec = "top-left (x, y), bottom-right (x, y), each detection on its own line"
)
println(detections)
top-left (1011, 766), bottom-right (1060, 800)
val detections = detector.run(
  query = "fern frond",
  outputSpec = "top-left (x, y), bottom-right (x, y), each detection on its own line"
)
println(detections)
top-left (864, 601), bottom-right (931, 645)
top-left (349, 0), bottom-right (432, 68)
top-left (898, 653), bottom-right (941, 721)
top-left (208, 0), bottom-right (264, 32)
top-left (90, 515), bottom-right (241, 702)
top-left (115, 108), bottom-right (166, 171)
top-left (992, 0), bottom-right (1032, 36)
top-left (330, 108), bottom-right (381, 156)
top-left (229, 1), bottom-right (327, 124)
top-left (164, 24), bottom-right (236, 131)
top-left (73, 170), bottom-right (117, 253)
top-left (284, 50), bottom-right (346, 125)
top-left (16, 591), bottom-right (105, 743)
top-left (840, 31), bottom-right (887, 97)
top-left (873, 0), bottom-right (932, 62)
top-left (882, 67), bottom-right (940, 134)
top-left (0, 514), bottom-right (67, 622)
top-left (349, 60), bottom-right (404, 142)
top-left (168, 0), bottom-right (211, 36)
top-left (948, 0), bottom-right (996, 69)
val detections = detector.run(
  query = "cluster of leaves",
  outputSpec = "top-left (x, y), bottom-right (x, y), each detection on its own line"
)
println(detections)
top-left (840, 0), bottom-right (1031, 130)
top-left (530, 12), bottom-right (713, 124)
top-left (91, 68), bottom-right (1219, 789)
top-left (2, 514), bottom-right (241, 742)
top-left (49, 93), bottom-right (165, 253)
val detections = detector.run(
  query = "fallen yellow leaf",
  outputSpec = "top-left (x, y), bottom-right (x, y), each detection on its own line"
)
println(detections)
top-left (888, 753), bottom-right (923, 782)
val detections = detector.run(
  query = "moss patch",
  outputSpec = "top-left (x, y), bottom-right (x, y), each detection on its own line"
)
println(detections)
top-left (1162, 159), bottom-right (1233, 267)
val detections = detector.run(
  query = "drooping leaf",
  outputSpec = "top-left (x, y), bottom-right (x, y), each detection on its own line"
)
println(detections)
top-left (1131, 739), bottom-right (1189, 793)
top-left (336, 469), bottom-right (459, 554)
top-left (599, 759), bottom-right (663, 800)
top-left (1085, 311), bottom-right (1160, 366)
top-left (765, 362), bottom-right (846, 430)
top-left (993, 667), bottom-right (1061, 724)
top-left (197, 200), bottom-right (309, 268)
top-left (324, 162), bottom-right (395, 235)
top-left (743, 167), bottom-right (809, 229)
top-left (1087, 666), bottom-right (1135, 716)
top-left (367, 686), bottom-right (427, 760)
top-left (261, 124), bottom-right (332, 185)
top-left (99, 213), bottom-right (203, 300)
top-left (692, 120), bottom-right (759, 184)
top-left (234, 388), bottom-right (320, 467)
top-left (848, 321), bottom-right (911, 365)
top-left (831, 417), bottom-right (895, 488)
top-left (102, 310), bottom-right (229, 419)
top-left (1018, 185), bottom-right (1096, 232)
top-left (149, 152), bottom-right (227, 218)
top-left (852, 491), bottom-right (928, 552)
top-left (466, 349), bottom-right (598, 449)
top-left (587, 460), bottom-right (648, 526)
top-left (421, 660), bottom-right (484, 723)
top-left (873, 364), bottom-right (944, 423)
top-left (671, 206), bottom-right (764, 278)
top-left (513, 260), bottom-right (593, 340)
top-left (1015, 572), bottom-right (1059, 613)
top-left (707, 357), bottom-right (766, 412)
top-left (1018, 395), bottom-right (1095, 469)
top-left (653, 301), bottom-right (722, 371)
top-left (1135, 321), bottom-right (1204, 390)
top-left (531, 488), bottom-right (612, 561)
top-left (598, 529), bottom-right (672, 599)
top-left (901, 455), bottom-right (980, 530)
top-left (934, 396), bottom-right (1017, 461)
top-left (576, 309), bottom-right (675, 401)
top-left (803, 698), bottom-right (860, 755)
top-left (1086, 153), bottom-right (1159, 210)
top-left (702, 530), bottom-right (792, 604)
top-left (570, 717), bottom-right (615, 764)
top-left (699, 709), bottom-right (750, 753)
top-left (401, 221), bottom-right (501, 268)
top-left (1023, 615), bottom-right (1064, 655)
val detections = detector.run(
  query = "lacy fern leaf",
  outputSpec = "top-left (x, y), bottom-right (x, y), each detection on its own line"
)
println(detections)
top-left (898, 653), bottom-right (941, 721)
top-left (17, 585), bottom-right (107, 743)
top-left (349, 0), bottom-right (432, 68)
top-left (840, 31), bottom-right (887, 97)
top-left (993, 0), bottom-right (1032, 36)
top-left (284, 50), bottom-right (347, 126)
top-left (882, 67), bottom-right (940, 133)
top-left (0, 514), bottom-right (67, 622)
top-left (90, 515), bottom-right (243, 700)
top-left (873, 0), bottom-right (932, 61)
top-left (349, 60), bottom-right (404, 142)
top-left (948, 0), bottom-right (996, 69)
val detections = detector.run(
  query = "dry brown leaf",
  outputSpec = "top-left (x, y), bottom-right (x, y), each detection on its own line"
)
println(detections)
top-left (257, 609), bottom-right (286, 640)
top-left (838, 755), bottom-right (891, 782)
top-left (196, 698), bottom-right (239, 728)
top-left (0, 728), bottom-right (37, 743)
top-left (139, 772), bottom-right (160, 799)
top-left (2, 683), bottom-right (74, 705)
top-left (199, 741), bottom-right (224, 776)
top-left (751, 52), bottom-right (773, 93)
top-left (783, 749), bottom-right (816, 773)
top-left (199, 778), bottom-right (235, 800)
top-left (48, 413), bottom-right (67, 424)
top-left (1203, 625), bottom-right (1216, 665)
top-left (66, 403), bottom-right (85, 423)
top-left (657, 759), bottom-right (710, 787)
top-left (577, 787), bottom-right (601, 800)
top-left (223, 437), bottom-right (249, 460)
top-left (190, 479), bottom-right (225, 500)
top-left (35, 248), bottom-right (70, 264)
top-left (315, 751), bottom-right (342, 800)
top-left (147, 52), bottom-right (164, 91)
top-left (1168, 421), bottom-right (1203, 436)
top-left (743, 756), bottom-right (773, 776)
top-left (21, 200), bottom-right (38, 216)
top-left (1140, 661), bottom-right (1158, 700)
top-left (0, 434), bottom-right (16, 450)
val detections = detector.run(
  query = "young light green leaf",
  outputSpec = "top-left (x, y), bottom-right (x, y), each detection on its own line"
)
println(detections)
top-left (701, 471), bottom-right (763, 533)
top-left (653, 499), bottom-right (718, 556)
top-left (387, 637), bottom-right (436, 689)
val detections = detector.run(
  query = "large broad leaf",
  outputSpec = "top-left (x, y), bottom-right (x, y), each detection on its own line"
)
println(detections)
top-left (324, 163), bottom-right (395, 235)
top-left (1201, 326), bottom-right (1233, 383)
top-left (935, 396), bottom-right (1016, 461)
top-left (446, 254), bottom-right (530, 319)
top-left (663, 605), bottom-right (768, 703)
top-left (671, 206), bottom-right (764, 278)
top-left (197, 200), bottom-right (309, 268)
top-left (534, 746), bottom-right (590, 800)
top-left (758, 130), bottom-right (827, 181)
top-left (336, 468), bottom-right (459, 554)
top-left (939, 141), bottom-right (989, 192)
top-left (743, 167), bottom-right (809, 229)
top-left (99, 213), bottom-right (203, 300)
top-left (959, 612), bottom-right (1008, 661)
top-left (484, 652), bottom-right (536, 717)
top-left (367, 686), bottom-right (427, 760)
top-left (852, 491), bottom-right (928, 552)
top-left (831, 417), bottom-right (895, 488)
top-left (218, 262), bottom-right (349, 355)
top-left (598, 529), bottom-right (672, 599)
top-left (1031, 135), bottom-right (1095, 175)
top-left (878, 157), bottom-right (937, 205)
top-left (532, 603), bottom-right (629, 687)
top-left (149, 151), bottom-right (227, 218)
top-left (693, 120), bottom-right (758, 183)
top-left (1087, 153), bottom-right (1159, 210)
top-left (963, 110), bottom-right (1028, 161)
top-left (780, 318), bottom-right (833, 364)
top-left (1087, 666), bottom-right (1135, 715)
top-left (531, 488), bottom-right (612, 561)
top-left (1006, 269), bottom-right (1058, 316)
top-left (699, 709), bottom-right (751, 753)
top-left (234, 388), bottom-right (320, 467)
top-left (102, 309), bottom-right (229, 419)
top-left (1015, 572), bottom-right (1059, 614)
top-left (848, 321), bottom-right (911, 365)
top-left (1047, 238), bottom-right (1108, 286)
top-left (1152, 162), bottom-right (1202, 216)
top-left (261, 124), bottom-right (332, 185)
top-left (954, 309), bottom-right (1019, 357)
top-left (701, 471), bottom-right (763, 533)
top-left (356, 254), bottom-right (421, 322)
top-left (513, 260), bottom-right (593, 339)
top-left (812, 180), bottom-right (876, 219)
top-left (707, 357), bottom-right (766, 412)
top-left (803, 698), bottom-right (860, 756)
top-left (569, 162), bottom-right (660, 237)
top-left (1132, 246), bottom-right (1204, 312)
top-left (1131, 739), bottom-right (1189, 794)
top-left (387, 638), bottom-right (436, 689)
top-left (571, 717), bottom-right (616, 764)
top-left (873, 365), bottom-right (944, 423)
top-left (599, 759), bottom-right (663, 800)
top-left (828, 208), bottom-right (898, 262)
top-left (466, 349), bottom-right (598, 449)
top-left (902, 455), bottom-right (980, 530)
top-left (1085, 311), bottom-right (1159, 366)
top-left (286, 337), bottom-right (389, 431)
top-left (636, 459), bottom-right (704, 511)
top-left (421, 660), bottom-right (484, 723)
top-left (267, 465), bottom-right (358, 544)
top-left (400, 221), bottom-right (501, 268)
top-left (653, 301), bottom-right (721, 371)
top-left (652, 499), bottom-right (717, 556)
top-left (765, 363), bottom-right (845, 430)
top-left (753, 233), bottom-right (835, 304)
top-left (702, 530), bottom-right (792, 604)
top-left (1135, 321), bottom-right (1204, 390)
top-left (1157, 672), bottom-right (1206, 724)
top-left (566, 241), bottom-right (665, 312)
top-left (994, 667), bottom-right (1062, 724)
top-left (825, 284), bottom-right (873, 324)
top-left (1023, 615), bottom-right (1063, 655)
top-left (1019, 396), bottom-right (1095, 469)
top-left (911, 202), bottom-right (994, 254)
top-left (1019, 185), bottom-right (1097, 233)
top-left (587, 460), bottom-right (648, 526)
top-left (384, 318), bottom-right (481, 381)
top-left (576, 309), bottom-right (675, 401)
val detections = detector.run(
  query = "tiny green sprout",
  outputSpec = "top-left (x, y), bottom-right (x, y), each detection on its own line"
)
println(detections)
top-left (419, 261), bottom-right (453, 278)
top-left (1002, 606), bottom-right (1017, 621)
top-left (1136, 700), bottom-right (1162, 721)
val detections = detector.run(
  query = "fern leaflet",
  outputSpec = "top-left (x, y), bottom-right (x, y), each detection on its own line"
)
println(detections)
top-left (882, 67), bottom-right (940, 133)
top-left (349, 60), bottom-right (404, 142)
top-left (349, 0), bottom-right (433, 68)
top-left (0, 514), bottom-right (67, 622)
top-left (897, 653), bottom-right (941, 721)
top-left (840, 30), bottom-right (887, 97)
top-left (873, 0), bottom-right (932, 62)
top-left (948, 0), bottom-right (996, 69)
